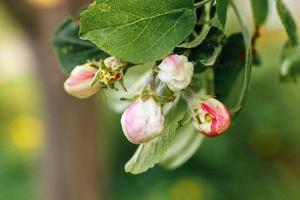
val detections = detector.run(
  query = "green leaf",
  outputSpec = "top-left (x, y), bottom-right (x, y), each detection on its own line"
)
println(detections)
top-left (125, 97), bottom-right (188, 174)
top-left (190, 28), bottom-right (226, 68)
top-left (251, 0), bottom-right (269, 26)
top-left (216, 0), bottom-right (228, 28)
top-left (177, 23), bottom-right (210, 49)
top-left (107, 67), bottom-right (153, 112)
top-left (228, 0), bottom-right (253, 117)
top-left (52, 19), bottom-right (107, 75)
top-left (214, 33), bottom-right (245, 100)
top-left (276, 0), bottom-right (298, 46)
top-left (80, 0), bottom-right (196, 64)
top-left (280, 47), bottom-right (300, 82)
top-left (160, 123), bottom-right (204, 170)
top-left (178, 3), bottom-right (211, 48)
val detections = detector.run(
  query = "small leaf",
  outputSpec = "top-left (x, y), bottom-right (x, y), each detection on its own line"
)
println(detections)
top-left (107, 66), bottom-right (153, 112)
top-left (52, 19), bottom-right (107, 75)
top-left (190, 28), bottom-right (226, 68)
top-left (125, 97), bottom-right (187, 174)
top-left (160, 123), bottom-right (204, 170)
top-left (178, 3), bottom-right (211, 48)
top-left (251, 0), bottom-right (269, 26)
top-left (80, 0), bottom-right (196, 64)
top-left (280, 47), bottom-right (300, 82)
top-left (177, 25), bottom-right (211, 49)
top-left (214, 33), bottom-right (245, 100)
top-left (276, 0), bottom-right (298, 46)
top-left (228, 0), bottom-right (253, 117)
top-left (210, 15), bottom-right (224, 31)
top-left (216, 0), bottom-right (228, 28)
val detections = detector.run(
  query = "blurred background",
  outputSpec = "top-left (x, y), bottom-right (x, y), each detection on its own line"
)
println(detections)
top-left (0, 0), bottom-right (300, 200)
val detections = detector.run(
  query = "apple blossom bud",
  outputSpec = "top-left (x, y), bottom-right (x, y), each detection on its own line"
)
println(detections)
top-left (121, 97), bottom-right (164, 144)
top-left (158, 54), bottom-right (194, 92)
top-left (193, 98), bottom-right (230, 137)
top-left (104, 56), bottom-right (123, 69)
top-left (64, 64), bottom-right (99, 99)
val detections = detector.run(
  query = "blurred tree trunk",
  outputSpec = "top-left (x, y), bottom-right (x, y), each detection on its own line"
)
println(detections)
top-left (2, 1), bottom-right (104, 200)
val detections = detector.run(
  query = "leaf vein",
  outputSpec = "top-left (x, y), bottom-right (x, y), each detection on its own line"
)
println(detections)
top-left (144, 12), bottom-right (186, 53)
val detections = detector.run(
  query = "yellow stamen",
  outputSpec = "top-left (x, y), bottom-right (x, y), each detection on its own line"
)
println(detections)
top-left (205, 113), bottom-right (213, 122)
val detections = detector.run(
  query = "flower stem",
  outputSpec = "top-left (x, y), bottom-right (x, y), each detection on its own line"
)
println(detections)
top-left (182, 88), bottom-right (199, 108)
top-left (149, 70), bottom-right (157, 90)
top-left (194, 0), bottom-right (213, 8)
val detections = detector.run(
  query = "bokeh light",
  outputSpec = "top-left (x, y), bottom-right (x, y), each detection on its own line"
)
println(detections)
top-left (8, 115), bottom-right (44, 152)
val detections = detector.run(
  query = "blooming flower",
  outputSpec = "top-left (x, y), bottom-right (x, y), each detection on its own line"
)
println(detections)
top-left (121, 97), bottom-right (164, 144)
top-left (193, 98), bottom-right (230, 137)
top-left (64, 64), bottom-right (99, 99)
top-left (158, 54), bottom-right (194, 92)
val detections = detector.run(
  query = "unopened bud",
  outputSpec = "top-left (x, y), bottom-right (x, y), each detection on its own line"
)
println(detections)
top-left (121, 97), bottom-right (164, 144)
top-left (158, 55), bottom-right (194, 92)
top-left (193, 98), bottom-right (230, 137)
top-left (64, 64), bottom-right (99, 99)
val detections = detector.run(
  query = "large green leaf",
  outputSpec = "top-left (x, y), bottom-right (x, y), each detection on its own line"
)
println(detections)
top-left (160, 123), bottom-right (204, 170)
top-left (125, 97), bottom-right (187, 174)
top-left (80, 0), bottom-right (196, 64)
top-left (251, 0), bottom-right (269, 26)
top-left (53, 19), bottom-right (107, 75)
top-left (276, 0), bottom-right (298, 46)
top-left (216, 0), bottom-right (228, 28)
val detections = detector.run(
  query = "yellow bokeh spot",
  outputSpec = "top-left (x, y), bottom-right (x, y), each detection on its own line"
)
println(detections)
top-left (8, 115), bottom-right (44, 152)
top-left (26, 0), bottom-right (64, 9)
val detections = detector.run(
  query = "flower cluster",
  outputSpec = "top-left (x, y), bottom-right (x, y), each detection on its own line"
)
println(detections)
top-left (64, 54), bottom-right (231, 144)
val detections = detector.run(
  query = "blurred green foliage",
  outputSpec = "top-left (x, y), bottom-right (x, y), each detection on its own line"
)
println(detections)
top-left (0, 78), bottom-right (42, 200)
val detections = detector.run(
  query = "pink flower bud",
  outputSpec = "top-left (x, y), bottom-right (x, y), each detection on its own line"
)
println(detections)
top-left (158, 54), bottom-right (194, 92)
top-left (121, 97), bottom-right (164, 144)
top-left (64, 64), bottom-right (99, 99)
top-left (193, 98), bottom-right (230, 137)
